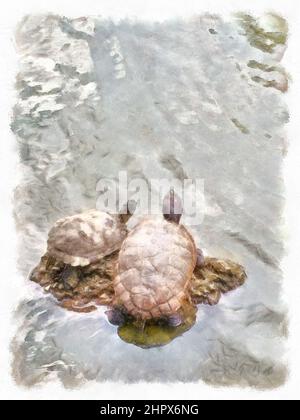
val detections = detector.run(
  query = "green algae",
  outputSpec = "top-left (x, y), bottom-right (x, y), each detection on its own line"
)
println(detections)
top-left (247, 60), bottom-right (289, 93)
top-left (247, 60), bottom-right (277, 73)
top-left (231, 118), bottom-right (249, 134)
top-left (251, 75), bottom-right (288, 93)
top-left (235, 13), bottom-right (288, 54)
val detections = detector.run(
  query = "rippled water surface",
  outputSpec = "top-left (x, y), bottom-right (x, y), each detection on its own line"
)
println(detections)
top-left (12, 13), bottom-right (288, 387)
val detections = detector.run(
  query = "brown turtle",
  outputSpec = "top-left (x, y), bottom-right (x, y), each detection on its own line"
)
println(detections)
top-left (107, 190), bottom-right (220, 327)
top-left (44, 201), bottom-right (136, 289)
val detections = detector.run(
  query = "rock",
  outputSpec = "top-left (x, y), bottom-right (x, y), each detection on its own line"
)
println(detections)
top-left (191, 257), bottom-right (247, 306)
top-left (30, 252), bottom-right (117, 312)
top-left (118, 304), bottom-right (197, 349)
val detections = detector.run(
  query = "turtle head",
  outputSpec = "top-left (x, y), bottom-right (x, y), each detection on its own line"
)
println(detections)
top-left (163, 188), bottom-right (183, 224)
top-left (119, 199), bottom-right (137, 224)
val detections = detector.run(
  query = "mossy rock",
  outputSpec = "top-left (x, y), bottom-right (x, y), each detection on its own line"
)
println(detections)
top-left (118, 305), bottom-right (197, 349)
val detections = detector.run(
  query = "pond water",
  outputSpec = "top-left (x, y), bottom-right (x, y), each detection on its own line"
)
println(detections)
top-left (12, 13), bottom-right (288, 388)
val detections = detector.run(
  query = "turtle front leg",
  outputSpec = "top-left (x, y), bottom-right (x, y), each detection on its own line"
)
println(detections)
top-left (196, 248), bottom-right (205, 268)
top-left (59, 264), bottom-right (82, 290)
top-left (191, 257), bottom-right (247, 306)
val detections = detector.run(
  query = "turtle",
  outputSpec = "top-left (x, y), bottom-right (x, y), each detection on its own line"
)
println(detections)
top-left (107, 189), bottom-right (240, 327)
top-left (31, 191), bottom-right (246, 333)
top-left (43, 201), bottom-right (136, 289)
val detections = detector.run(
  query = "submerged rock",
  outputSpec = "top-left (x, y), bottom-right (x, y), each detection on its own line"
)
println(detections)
top-left (118, 304), bottom-right (197, 348)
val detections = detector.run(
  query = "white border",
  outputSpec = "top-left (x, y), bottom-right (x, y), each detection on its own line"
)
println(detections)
top-left (1, 0), bottom-right (300, 400)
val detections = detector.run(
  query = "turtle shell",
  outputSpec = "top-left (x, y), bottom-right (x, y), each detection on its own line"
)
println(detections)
top-left (114, 217), bottom-right (197, 320)
top-left (47, 210), bottom-right (127, 267)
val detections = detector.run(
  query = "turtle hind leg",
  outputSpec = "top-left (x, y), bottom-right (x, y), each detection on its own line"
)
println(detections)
top-left (105, 308), bottom-right (126, 326)
top-left (167, 313), bottom-right (183, 327)
top-left (59, 264), bottom-right (82, 290)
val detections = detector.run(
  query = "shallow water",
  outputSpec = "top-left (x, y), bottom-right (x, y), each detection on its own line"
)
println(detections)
top-left (12, 13), bottom-right (288, 387)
